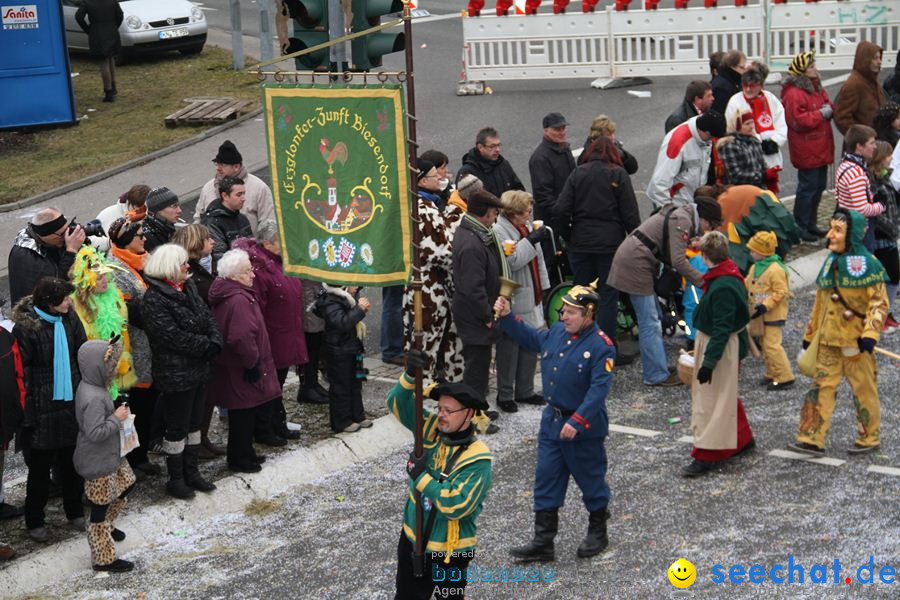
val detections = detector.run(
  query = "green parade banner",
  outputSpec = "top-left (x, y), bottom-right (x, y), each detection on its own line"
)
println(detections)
top-left (262, 84), bottom-right (411, 286)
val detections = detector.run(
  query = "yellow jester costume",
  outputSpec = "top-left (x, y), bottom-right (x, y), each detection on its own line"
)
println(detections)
top-left (791, 210), bottom-right (888, 454)
top-left (69, 246), bottom-right (136, 399)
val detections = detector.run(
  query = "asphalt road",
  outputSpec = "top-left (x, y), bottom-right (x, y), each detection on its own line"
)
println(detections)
top-left (22, 289), bottom-right (900, 599)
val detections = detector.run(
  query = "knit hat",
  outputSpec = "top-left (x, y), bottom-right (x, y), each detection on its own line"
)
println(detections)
top-left (212, 140), bottom-right (243, 165)
top-left (417, 159), bottom-right (436, 181)
top-left (146, 187), bottom-right (179, 214)
top-left (467, 189), bottom-right (504, 215)
top-left (696, 111), bottom-right (726, 138)
top-left (747, 230), bottom-right (777, 257)
top-left (694, 196), bottom-right (722, 226)
top-left (457, 174), bottom-right (483, 200)
top-left (788, 51), bottom-right (815, 76)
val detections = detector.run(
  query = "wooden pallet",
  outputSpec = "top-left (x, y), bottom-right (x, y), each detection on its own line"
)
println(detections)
top-left (164, 98), bottom-right (251, 127)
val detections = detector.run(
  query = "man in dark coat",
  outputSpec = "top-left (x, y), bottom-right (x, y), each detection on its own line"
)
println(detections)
top-left (665, 80), bottom-right (714, 133)
top-left (201, 176), bottom-right (253, 268)
top-left (8, 208), bottom-right (85, 305)
top-left (456, 127), bottom-right (525, 199)
top-left (142, 187), bottom-right (182, 253)
top-left (529, 112), bottom-right (576, 290)
top-left (710, 50), bottom-right (747, 115)
top-left (75, 0), bottom-right (123, 102)
top-left (451, 190), bottom-right (506, 432)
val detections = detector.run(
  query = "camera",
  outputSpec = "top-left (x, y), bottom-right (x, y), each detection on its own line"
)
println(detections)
top-left (69, 218), bottom-right (106, 238)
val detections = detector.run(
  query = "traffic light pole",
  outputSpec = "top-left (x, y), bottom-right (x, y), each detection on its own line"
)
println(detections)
top-left (401, 0), bottom-right (426, 579)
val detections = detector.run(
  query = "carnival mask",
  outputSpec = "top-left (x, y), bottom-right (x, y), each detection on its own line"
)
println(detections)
top-left (826, 218), bottom-right (848, 254)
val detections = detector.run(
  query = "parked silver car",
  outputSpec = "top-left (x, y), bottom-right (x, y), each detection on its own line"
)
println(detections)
top-left (63, 0), bottom-right (207, 60)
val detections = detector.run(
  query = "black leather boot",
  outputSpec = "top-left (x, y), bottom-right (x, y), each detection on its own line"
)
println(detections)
top-left (510, 509), bottom-right (558, 562)
top-left (576, 508), bottom-right (609, 558)
top-left (165, 455), bottom-right (195, 500)
top-left (183, 445), bottom-right (217, 492)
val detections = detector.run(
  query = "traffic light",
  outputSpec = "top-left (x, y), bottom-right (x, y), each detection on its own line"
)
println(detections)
top-left (349, 0), bottom-right (406, 70)
top-left (284, 0), bottom-right (330, 69)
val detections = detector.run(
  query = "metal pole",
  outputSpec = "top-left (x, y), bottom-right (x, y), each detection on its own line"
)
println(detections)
top-left (259, 0), bottom-right (274, 62)
top-left (230, 0), bottom-right (244, 70)
top-left (403, 0), bottom-right (425, 580)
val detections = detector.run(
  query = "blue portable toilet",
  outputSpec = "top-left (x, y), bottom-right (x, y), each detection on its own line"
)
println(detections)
top-left (0, 1), bottom-right (77, 129)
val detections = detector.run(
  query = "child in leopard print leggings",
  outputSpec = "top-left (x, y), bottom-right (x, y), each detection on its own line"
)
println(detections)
top-left (73, 339), bottom-right (138, 572)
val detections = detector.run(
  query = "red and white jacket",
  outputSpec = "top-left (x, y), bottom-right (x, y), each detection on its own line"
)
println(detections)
top-left (835, 156), bottom-right (883, 218)
top-left (646, 116), bottom-right (712, 209)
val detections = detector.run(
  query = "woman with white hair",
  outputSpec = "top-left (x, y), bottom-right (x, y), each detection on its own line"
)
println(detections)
top-left (207, 249), bottom-right (282, 472)
top-left (232, 223), bottom-right (307, 445)
top-left (141, 244), bottom-right (222, 499)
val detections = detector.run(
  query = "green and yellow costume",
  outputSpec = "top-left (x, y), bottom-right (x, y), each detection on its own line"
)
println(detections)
top-left (387, 373), bottom-right (492, 562)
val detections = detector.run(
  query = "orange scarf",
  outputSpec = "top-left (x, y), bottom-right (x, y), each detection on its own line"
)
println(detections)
top-left (110, 246), bottom-right (148, 291)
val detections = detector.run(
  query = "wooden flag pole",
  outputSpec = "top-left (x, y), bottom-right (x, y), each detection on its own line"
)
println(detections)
top-left (401, 0), bottom-right (426, 579)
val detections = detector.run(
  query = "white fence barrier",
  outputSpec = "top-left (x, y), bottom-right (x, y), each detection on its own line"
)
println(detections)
top-left (462, 0), bottom-right (898, 81)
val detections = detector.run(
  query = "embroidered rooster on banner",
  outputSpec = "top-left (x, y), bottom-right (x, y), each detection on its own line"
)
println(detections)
top-left (320, 138), bottom-right (349, 174)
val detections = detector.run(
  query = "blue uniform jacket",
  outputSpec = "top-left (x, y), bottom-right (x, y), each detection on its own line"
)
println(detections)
top-left (499, 314), bottom-right (615, 438)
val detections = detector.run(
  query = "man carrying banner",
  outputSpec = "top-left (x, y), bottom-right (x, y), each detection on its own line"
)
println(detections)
top-left (495, 282), bottom-right (613, 561)
top-left (388, 350), bottom-right (493, 600)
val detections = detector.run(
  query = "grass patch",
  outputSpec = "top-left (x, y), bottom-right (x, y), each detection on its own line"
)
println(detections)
top-left (0, 47), bottom-right (261, 205)
top-left (244, 498), bottom-right (282, 517)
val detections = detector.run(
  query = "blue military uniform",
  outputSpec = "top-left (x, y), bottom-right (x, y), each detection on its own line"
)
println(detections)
top-left (499, 313), bottom-right (615, 513)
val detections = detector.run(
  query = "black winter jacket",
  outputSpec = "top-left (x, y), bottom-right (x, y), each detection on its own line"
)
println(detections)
top-left (451, 219), bottom-right (502, 346)
top-left (142, 214), bottom-right (176, 253)
top-left (313, 286), bottom-right (366, 356)
top-left (12, 297), bottom-right (87, 450)
top-left (553, 155), bottom-right (641, 254)
top-left (528, 138), bottom-right (576, 221)
top-left (187, 259), bottom-right (215, 305)
top-left (7, 227), bottom-right (77, 306)
top-left (456, 148), bottom-right (525, 199)
top-left (578, 137), bottom-right (638, 175)
top-left (711, 66), bottom-right (743, 115)
top-left (201, 199), bottom-right (253, 265)
top-left (665, 100), bottom-right (700, 134)
top-left (75, 0), bottom-right (124, 58)
top-left (141, 277), bottom-right (223, 393)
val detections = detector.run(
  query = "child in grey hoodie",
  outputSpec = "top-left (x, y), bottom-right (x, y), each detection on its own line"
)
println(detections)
top-left (73, 338), bottom-right (136, 573)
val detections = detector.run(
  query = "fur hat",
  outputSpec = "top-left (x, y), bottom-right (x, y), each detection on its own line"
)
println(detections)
top-left (747, 230), bottom-right (777, 257)
top-left (212, 140), bottom-right (243, 165)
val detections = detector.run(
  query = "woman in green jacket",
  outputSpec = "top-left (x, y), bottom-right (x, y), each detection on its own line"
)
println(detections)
top-left (685, 231), bottom-right (755, 477)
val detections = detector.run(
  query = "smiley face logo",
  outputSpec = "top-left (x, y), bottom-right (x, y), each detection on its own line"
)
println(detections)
top-left (668, 558), bottom-right (696, 588)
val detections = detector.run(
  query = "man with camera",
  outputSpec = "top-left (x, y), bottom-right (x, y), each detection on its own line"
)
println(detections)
top-left (8, 208), bottom-right (86, 305)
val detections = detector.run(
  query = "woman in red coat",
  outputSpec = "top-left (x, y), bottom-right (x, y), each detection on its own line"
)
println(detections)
top-left (207, 249), bottom-right (282, 473)
top-left (232, 226), bottom-right (308, 444)
top-left (781, 52), bottom-right (835, 243)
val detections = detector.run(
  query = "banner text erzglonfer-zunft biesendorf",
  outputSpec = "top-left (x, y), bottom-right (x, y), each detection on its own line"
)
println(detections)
top-left (263, 84), bottom-right (411, 286)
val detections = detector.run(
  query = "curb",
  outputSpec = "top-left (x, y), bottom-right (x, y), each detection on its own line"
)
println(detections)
top-left (1, 412), bottom-right (412, 598)
top-left (786, 247), bottom-right (830, 290)
top-left (0, 108), bottom-right (264, 214)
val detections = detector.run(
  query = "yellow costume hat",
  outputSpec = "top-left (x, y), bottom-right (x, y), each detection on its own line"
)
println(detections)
top-left (747, 230), bottom-right (777, 257)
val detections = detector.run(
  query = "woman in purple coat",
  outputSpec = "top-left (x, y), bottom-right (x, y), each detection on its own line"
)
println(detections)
top-left (207, 249), bottom-right (282, 473)
top-left (232, 224), bottom-right (308, 443)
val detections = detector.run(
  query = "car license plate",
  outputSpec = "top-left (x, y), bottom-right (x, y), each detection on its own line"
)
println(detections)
top-left (159, 28), bottom-right (189, 40)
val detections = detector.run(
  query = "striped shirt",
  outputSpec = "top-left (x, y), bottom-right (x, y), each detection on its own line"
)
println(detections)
top-left (836, 158), bottom-right (882, 217)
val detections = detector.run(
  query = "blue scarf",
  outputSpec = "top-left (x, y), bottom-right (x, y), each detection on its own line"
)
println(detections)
top-left (34, 307), bottom-right (73, 401)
